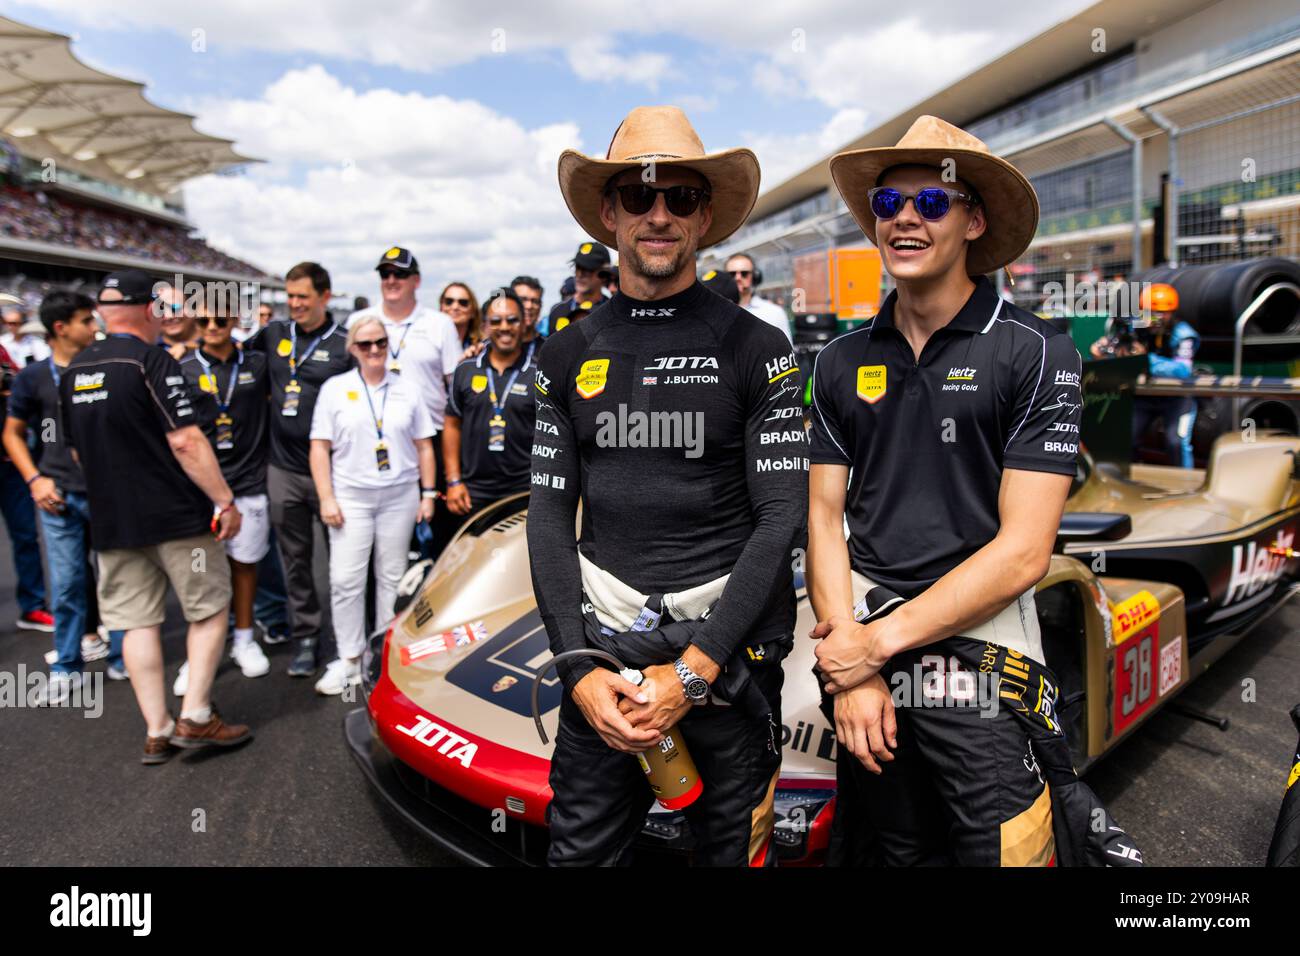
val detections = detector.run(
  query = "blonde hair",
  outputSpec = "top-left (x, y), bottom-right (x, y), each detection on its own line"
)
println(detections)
top-left (345, 315), bottom-right (385, 351)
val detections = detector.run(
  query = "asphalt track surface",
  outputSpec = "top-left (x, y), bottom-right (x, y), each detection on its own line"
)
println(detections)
top-left (0, 520), bottom-right (1296, 867)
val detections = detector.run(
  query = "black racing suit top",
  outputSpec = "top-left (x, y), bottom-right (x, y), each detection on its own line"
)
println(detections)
top-left (526, 281), bottom-right (808, 690)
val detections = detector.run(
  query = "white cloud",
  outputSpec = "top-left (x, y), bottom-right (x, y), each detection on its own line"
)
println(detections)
top-left (565, 39), bottom-right (671, 90)
top-left (181, 67), bottom-right (591, 305)
top-left (743, 107), bottom-right (870, 191)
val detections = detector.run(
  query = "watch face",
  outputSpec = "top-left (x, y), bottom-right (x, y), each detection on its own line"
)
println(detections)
top-left (686, 678), bottom-right (709, 701)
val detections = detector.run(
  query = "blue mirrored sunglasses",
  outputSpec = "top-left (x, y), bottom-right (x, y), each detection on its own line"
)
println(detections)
top-left (868, 186), bottom-right (978, 222)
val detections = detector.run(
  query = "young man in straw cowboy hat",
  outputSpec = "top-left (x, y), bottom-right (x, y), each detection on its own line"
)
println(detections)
top-left (527, 106), bottom-right (807, 866)
top-left (805, 116), bottom-right (1139, 865)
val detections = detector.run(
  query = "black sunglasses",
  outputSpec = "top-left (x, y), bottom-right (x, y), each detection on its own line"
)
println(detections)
top-left (727, 269), bottom-right (752, 278)
top-left (613, 184), bottom-right (711, 217)
top-left (486, 315), bottom-right (522, 327)
top-left (868, 186), bottom-right (978, 222)
top-left (198, 316), bottom-right (230, 328)
top-left (443, 296), bottom-right (470, 308)
top-left (378, 268), bottom-right (414, 280)
top-left (354, 337), bottom-right (389, 351)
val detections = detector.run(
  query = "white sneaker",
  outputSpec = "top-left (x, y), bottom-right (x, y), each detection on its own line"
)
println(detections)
top-left (81, 633), bottom-right (110, 663)
top-left (37, 671), bottom-right (83, 706)
top-left (231, 639), bottom-right (270, 678)
top-left (173, 661), bottom-right (189, 697)
top-left (107, 663), bottom-right (129, 681)
top-left (314, 658), bottom-right (361, 696)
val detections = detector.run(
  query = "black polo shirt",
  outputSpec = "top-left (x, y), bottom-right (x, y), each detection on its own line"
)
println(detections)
top-left (809, 277), bottom-right (1083, 597)
top-left (60, 333), bottom-right (211, 550)
top-left (179, 347), bottom-right (270, 497)
top-left (245, 318), bottom-right (352, 475)
top-left (7, 358), bottom-right (85, 494)
top-left (446, 342), bottom-right (537, 501)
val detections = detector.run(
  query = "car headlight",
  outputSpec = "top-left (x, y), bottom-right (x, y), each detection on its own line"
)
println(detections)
top-left (772, 788), bottom-right (835, 858)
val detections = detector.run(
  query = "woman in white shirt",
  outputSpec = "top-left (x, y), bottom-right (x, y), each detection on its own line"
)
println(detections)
top-left (309, 316), bottom-right (436, 695)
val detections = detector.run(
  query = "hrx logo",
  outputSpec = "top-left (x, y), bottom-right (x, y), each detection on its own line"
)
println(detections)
top-left (630, 308), bottom-right (675, 317)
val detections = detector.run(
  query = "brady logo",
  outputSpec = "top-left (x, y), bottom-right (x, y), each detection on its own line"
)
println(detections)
top-left (760, 429), bottom-right (808, 445)
top-left (766, 353), bottom-right (798, 382)
top-left (394, 714), bottom-right (478, 767)
top-left (535, 419), bottom-right (558, 435)
top-left (532, 444), bottom-right (558, 459)
top-left (1043, 441), bottom-right (1077, 454)
top-left (630, 308), bottom-right (676, 317)
top-left (1055, 370), bottom-right (1081, 388)
top-left (73, 372), bottom-right (105, 391)
top-left (645, 355), bottom-right (718, 370)
top-left (946, 367), bottom-right (977, 381)
top-left (1224, 529), bottom-right (1295, 607)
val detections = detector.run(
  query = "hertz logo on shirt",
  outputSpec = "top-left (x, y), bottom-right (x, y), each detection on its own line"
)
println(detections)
top-left (947, 367), bottom-right (977, 381)
top-left (856, 365), bottom-right (886, 403)
top-left (766, 353), bottom-right (798, 383)
top-left (73, 372), bottom-right (105, 391)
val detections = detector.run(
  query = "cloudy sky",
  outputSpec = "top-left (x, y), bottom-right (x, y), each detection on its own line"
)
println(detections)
top-left (7, 0), bottom-right (1089, 303)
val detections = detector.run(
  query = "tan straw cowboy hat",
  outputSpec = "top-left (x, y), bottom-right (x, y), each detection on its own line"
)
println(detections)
top-left (557, 106), bottom-right (760, 249)
top-left (829, 114), bottom-right (1039, 276)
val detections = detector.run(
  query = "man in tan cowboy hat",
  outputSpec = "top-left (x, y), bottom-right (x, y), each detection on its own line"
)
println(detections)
top-left (528, 106), bottom-right (808, 866)
top-left (805, 116), bottom-right (1139, 865)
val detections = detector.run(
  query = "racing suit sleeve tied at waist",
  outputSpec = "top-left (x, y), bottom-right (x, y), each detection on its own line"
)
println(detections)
top-left (578, 551), bottom-right (729, 632)
top-left (575, 556), bottom-right (774, 722)
top-left (849, 569), bottom-right (1046, 666)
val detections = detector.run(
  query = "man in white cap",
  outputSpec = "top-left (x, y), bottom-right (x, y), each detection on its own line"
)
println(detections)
top-left (806, 116), bottom-right (1138, 866)
top-left (528, 106), bottom-right (807, 866)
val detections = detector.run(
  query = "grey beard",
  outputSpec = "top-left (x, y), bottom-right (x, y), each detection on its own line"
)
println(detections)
top-left (627, 243), bottom-right (690, 279)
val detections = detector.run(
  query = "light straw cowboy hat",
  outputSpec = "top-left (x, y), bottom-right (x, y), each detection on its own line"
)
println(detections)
top-left (829, 115), bottom-right (1039, 276)
top-left (557, 106), bottom-right (760, 249)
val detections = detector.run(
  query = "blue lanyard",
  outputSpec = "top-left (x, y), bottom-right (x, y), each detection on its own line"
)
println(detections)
top-left (359, 370), bottom-right (389, 441)
top-left (194, 349), bottom-right (242, 413)
top-left (288, 321), bottom-right (335, 379)
top-left (388, 322), bottom-right (412, 361)
top-left (485, 342), bottom-right (535, 416)
top-left (47, 357), bottom-right (63, 389)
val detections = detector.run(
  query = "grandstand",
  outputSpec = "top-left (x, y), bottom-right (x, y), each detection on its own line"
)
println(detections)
top-left (0, 14), bottom-right (277, 310)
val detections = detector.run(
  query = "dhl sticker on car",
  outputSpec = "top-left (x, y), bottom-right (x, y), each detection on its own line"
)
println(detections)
top-left (1111, 589), bottom-right (1160, 645)
top-left (400, 620), bottom-right (490, 665)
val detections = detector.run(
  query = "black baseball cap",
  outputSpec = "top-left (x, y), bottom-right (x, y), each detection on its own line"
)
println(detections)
top-left (601, 265), bottom-right (619, 284)
top-left (560, 276), bottom-right (576, 298)
top-left (99, 269), bottom-right (157, 304)
top-left (376, 246), bottom-right (420, 273)
top-left (700, 268), bottom-right (739, 304)
top-left (571, 241), bottom-right (611, 271)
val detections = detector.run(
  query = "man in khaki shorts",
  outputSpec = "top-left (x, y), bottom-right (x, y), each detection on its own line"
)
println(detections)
top-left (61, 269), bottom-right (253, 765)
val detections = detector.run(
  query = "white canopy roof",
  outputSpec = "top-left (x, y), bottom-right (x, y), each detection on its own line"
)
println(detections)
top-left (0, 15), bottom-right (259, 198)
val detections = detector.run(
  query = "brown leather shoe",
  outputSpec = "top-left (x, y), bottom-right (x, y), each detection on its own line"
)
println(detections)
top-left (142, 733), bottom-right (177, 765)
top-left (169, 707), bottom-right (253, 750)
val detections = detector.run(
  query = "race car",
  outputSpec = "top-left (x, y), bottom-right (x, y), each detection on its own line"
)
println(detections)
top-left (345, 429), bottom-right (1300, 866)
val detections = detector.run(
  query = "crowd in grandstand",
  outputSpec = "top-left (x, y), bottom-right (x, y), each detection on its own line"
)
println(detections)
top-left (1, 184), bottom-right (264, 278)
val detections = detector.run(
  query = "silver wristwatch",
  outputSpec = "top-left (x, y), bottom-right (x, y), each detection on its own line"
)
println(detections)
top-left (674, 658), bottom-right (710, 703)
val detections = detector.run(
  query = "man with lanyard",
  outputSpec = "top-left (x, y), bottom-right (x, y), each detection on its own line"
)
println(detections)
top-left (62, 270), bottom-right (250, 764)
top-left (807, 116), bottom-right (1137, 865)
top-left (544, 241), bottom-right (611, 337)
top-left (444, 289), bottom-right (535, 525)
top-left (4, 290), bottom-right (126, 699)
top-left (529, 107), bottom-right (807, 866)
top-left (246, 262), bottom-right (353, 678)
top-left (174, 303), bottom-right (273, 695)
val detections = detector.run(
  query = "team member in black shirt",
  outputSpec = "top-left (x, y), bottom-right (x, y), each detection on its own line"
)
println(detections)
top-left (530, 107), bottom-right (806, 865)
top-left (808, 116), bottom-right (1135, 865)
top-left (444, 289), bottom-right (536, 523)
top-left (3, 291), bottom-right (127, 699)
top-left (175, 304), bottom-right (273, 694)
top-left (61, 270), bottom-right (251, 764)
top-left (245, 262), bottom-right (353, 678)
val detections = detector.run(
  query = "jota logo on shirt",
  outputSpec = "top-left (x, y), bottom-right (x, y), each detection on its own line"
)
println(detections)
top-left (471, 374), bottom-right (488, 394)
top-left (856, 365), bottom-right (886, 403)
top-left (575, 359), bottom-right (610, 399)
top-left (73, 372), bottom-right (105, 391)
top-left (644, 356), bottom-right (718, 370)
